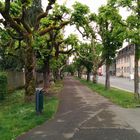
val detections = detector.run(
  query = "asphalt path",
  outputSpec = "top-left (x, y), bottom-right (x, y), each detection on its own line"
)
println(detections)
top-left (17, 77), bottom-right (140, 140)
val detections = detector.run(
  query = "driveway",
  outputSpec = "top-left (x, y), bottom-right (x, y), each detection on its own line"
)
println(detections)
top-left (17, 77), bottom-right (140, 140)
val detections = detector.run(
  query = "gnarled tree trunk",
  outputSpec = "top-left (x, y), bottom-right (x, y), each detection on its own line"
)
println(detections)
top-left (43, 57), bottom-right (50, 90)
top-left (93, 72), bottom-right (97, 83)
top-left (54, 69), bottom-right (61, 81)
top-left (92, 65), bottom-right (98, 84)
top-left (78, 69), bottom-right (82, 79)
top-left (87, 70), bottom-right (90, 82)
top-left (25, 38), bottom-right (35, 102)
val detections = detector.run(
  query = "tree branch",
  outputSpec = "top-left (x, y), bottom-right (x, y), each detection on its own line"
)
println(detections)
top-left (77, 26), bottom-right (86, 37)
top-left (77, 52), bottom-right (93, 63)
top-left (0, 1), bottom-right (4, 12)
top-left (56, 40), bottom-right (64, 46)
top-left (21, 20), bottom-right (32, 33)
top-left (1, 13), bottom-right (25, 35)
top-left (35, 0), bottom-right (56, 29)
top-left (7, 29), bottom-right (24, 40)
top-left (20, 3), bottom-right (32, 33)
top-left (0, 1), bottom-right (26, 35)
top-left (39, 21), bottom-right (70, 36)
top-left (59, 48), bottom-right (74, 54)
top-left (5, 0), bottom-right (10, 13)
top-left (98, 58), bottom-right (105, 68)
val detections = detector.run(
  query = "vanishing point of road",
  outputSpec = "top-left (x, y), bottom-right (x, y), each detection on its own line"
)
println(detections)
top-left (17, 77), bottom-right (140, 140)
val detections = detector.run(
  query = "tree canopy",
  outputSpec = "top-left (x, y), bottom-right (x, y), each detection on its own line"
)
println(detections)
top-left (0, 0), bottom-right (139, 100)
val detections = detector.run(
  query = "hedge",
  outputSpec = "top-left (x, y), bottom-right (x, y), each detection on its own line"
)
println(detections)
top-left (0, 72), bottom-right (8, 100)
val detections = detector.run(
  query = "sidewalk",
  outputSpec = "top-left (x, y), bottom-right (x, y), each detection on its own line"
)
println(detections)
top-left (17, 77), bottom-right (140, 140)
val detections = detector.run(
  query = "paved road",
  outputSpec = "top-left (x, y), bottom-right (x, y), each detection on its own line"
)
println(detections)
top-left (17, 77), bottom-right (140, 140)
top-left (98, 76), bottom-right (140, 93)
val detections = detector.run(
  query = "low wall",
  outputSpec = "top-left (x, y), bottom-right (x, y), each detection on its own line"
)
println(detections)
top-left (7, 71), bottom-right (25, 91)
top-left (7, 71), bottom-right (43, 91)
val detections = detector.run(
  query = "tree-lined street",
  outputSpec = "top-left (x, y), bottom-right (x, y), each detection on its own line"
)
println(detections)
top-left (0, 0), bottom-right (140, 139)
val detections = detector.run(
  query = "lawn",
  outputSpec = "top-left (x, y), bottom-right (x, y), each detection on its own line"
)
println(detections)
top-left (78, 78), bottom-right (140, 108)
top-left (0, 82), bottom-right (62, 140)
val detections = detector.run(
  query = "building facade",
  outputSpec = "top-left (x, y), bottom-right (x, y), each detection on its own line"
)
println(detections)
top-left (116, 44), bottom-right (140, 78)
top-left (99, 63), bottom-right (116, 76)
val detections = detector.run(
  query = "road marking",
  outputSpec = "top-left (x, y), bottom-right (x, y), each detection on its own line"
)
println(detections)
top-left (60, 110), bottom-right (72, 116)
top-left (78, 109), bottom-right (103, 128)
top-left (56, 119), bottom-right (65, 123)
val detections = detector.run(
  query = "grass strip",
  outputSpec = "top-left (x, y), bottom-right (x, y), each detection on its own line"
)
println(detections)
top-left (0, 81), bottom-right (63, 140)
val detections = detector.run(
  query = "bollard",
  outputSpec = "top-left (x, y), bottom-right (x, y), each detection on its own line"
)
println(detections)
top-left (35, 88), bottom-right (43, 114)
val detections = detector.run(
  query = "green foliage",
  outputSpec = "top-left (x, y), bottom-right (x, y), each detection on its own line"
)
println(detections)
top-left (10, 0), bottom-right (22, 17)
top-left (60, 4), bottom-right (71, 14)
top-left (126, 14), bottom-right (140, 47)
top-left (72, 2), bottom-right (89, 26)
top-left (0, 1), bottom-right (4, 12)
top-left (0, 89), bottom-right (59, 140)
top-left (89, 13), bottom-right (97, 21)
top-left (74, 42), bottom-right (103, 75)
top-left (52, 4), bottom-right (71, 21)
top-left (65, 64), bottom-right (76, 75)
top-left (78, 78), bottom-right (140, 108)
top-left (97, 4), bottom-right (126, 64)
top-left (51, 55), bottom-right (66, 71)
top-left (73, 57), bottom-right (83, 71)
top-left (65, 34), bottom-right (78, 46)
top-left (40, 18), bottom-right (52, 27)
top-left (0, 28), bottom-right (25, 71)
top-left (111, 0), bottom-right (140, 58)
top-left (0, 72), bottom-right (7, 100)
top-left (116, 0), bottom-right (132, 7)
top-left (71, 3), bottom-right (105, 76)
top-left (26, 0), bottom-right (42, 27)
top-left (76, 43), bottom-right (93, 72)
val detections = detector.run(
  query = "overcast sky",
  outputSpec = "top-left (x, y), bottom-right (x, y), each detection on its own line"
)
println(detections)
top-left (42, 0), bottom-right (107, 13)
top-left (42, 0), bottom-right (130, 16)
top-left (42, 0), bottom-right (130, 38)
top-left (42, 0), bottom-right (108, 39)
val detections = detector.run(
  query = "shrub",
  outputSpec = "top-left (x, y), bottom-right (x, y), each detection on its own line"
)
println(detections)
top-left (0, 72), bottom-right (8, 100)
